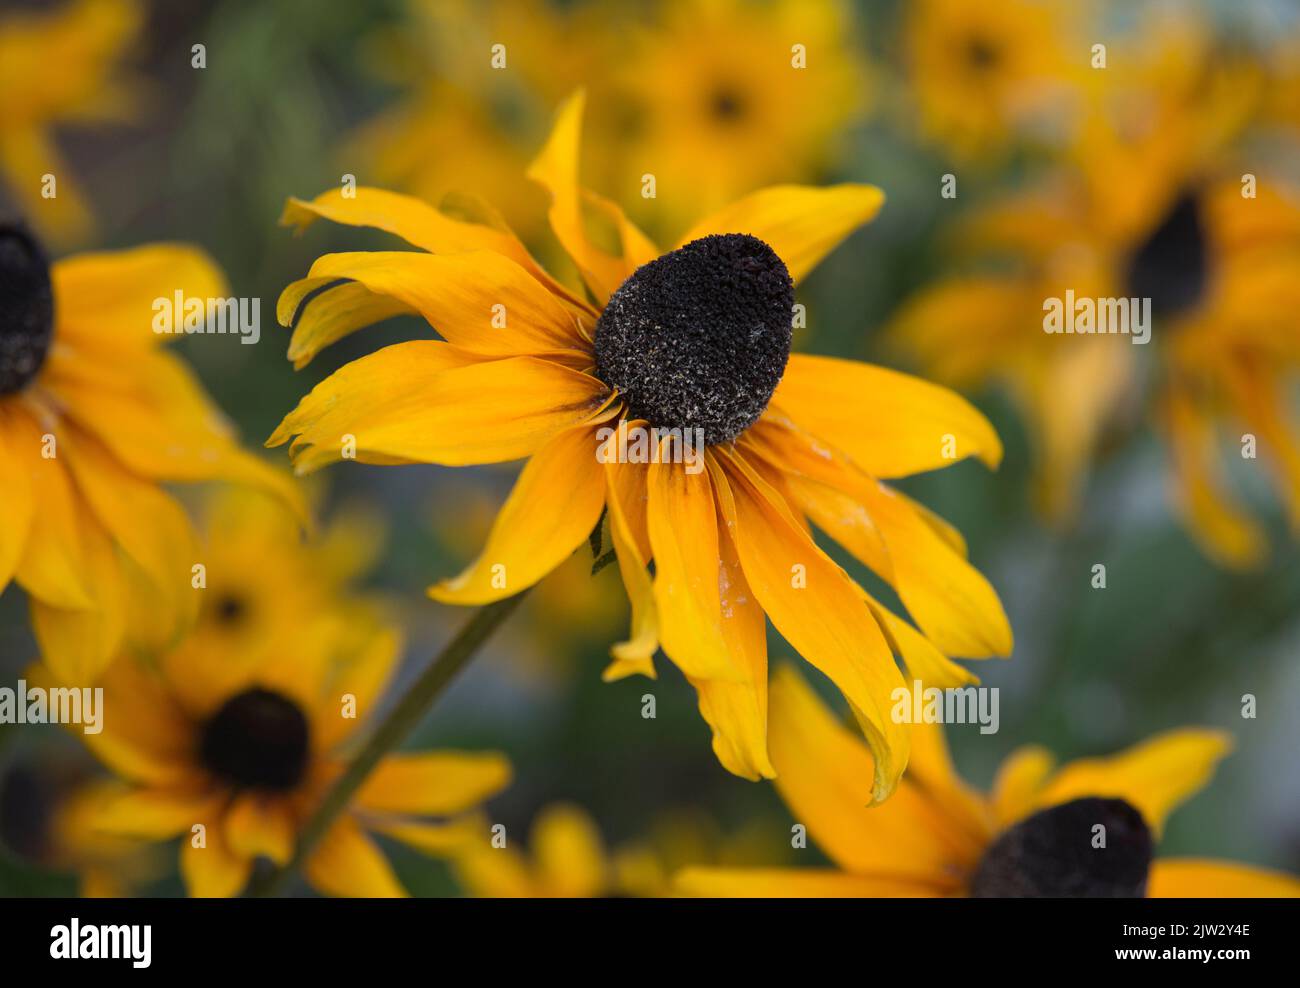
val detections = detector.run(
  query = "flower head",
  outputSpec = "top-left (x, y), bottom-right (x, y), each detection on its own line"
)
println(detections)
top-left (0, 227), bottom-right (299, 682)
top-left (676, 665), bottom-right (1300, 897)
top-left (271, 91), bottom-right (1012, 802)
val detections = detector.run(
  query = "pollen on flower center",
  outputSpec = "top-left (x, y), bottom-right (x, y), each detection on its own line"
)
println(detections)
top-left (0, 224), bottom-right (55, 397)
top-left (969, 796), bottom-right (1153, 897)
top-left (1125, 192), bottom-right (1209, 319)
top-left (593, 233), bottom-right (793, 445)
top-left (200, 688), bottom-right (311, 792)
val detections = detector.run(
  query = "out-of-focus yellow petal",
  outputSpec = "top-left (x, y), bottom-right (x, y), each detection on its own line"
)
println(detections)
top-left (764, 664), bottom-right (977, 881)
top-left (224, 794), bottom-right (294, 867)
top-left (269, 342), bottom-right (609, 473)
top-left (95, 787), bottom-right (216, 840)
top-left (51, 244), bottom-right (228, 349)
top-left (1147, 859), bottom-right (1300, 898)
top-left (645, 457), bottom-right (738, 682)
top-left (676, 184), bottom-right (884, 284)
top-left (355, 752), bottom-right (512, 817)
top-left (180, 816), bottom-right (251, 898)
top-left (531, 804), bottom-right (609, 898)
top-left (771, 353), bottom-right (1003, 476)
top-left (1032, 729), bottom-right (1233, 835)
top-left (713, 451), bottom-right (908, 803)
top-left (676, 867), bottom-right (945, 898)
top-left (429, 423), bottom-right (608, 604)
top-left (304, 817), bottom-right (407, 898)
top-left (0, 404), bottom-right (35, 592)
top-left (989, 745), bottom-right (1056, 829)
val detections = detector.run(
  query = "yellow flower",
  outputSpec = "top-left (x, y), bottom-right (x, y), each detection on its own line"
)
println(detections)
top-left (893, 17), bottom-right (1300, 564)
top-left (0, 228), bottom-right (298, 682)
top-left (677, 665), bottom-right (1300, 897)
top-left (0, 0), bottom-right (145, 245)
top-left (270, 90), bottom-right (1012, 802)
top-left (901, 0), bottom-right (1080, 162)
top-left (613, 0), bottom-right (870, 232)
top-left (31, 622), bottom-right (511, 897)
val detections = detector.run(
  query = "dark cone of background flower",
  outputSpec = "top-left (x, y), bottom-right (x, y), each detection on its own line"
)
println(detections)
top-left (0, 224), bottom-right (55, 395)
top-left (594, 233), bottom-right (793, 445)
top-left (970, 797), bottom-right (1153, 897)
top-left (1125, 192), bottom-right (1208, 320)
top-left (200, 688), bottom-right (311, 792)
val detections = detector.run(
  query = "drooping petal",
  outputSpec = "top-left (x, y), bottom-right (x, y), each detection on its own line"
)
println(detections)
top-left (1147, 859), bottom-right (1300, 897)
top-left (269, 342), bottom-right (611, 473)
top-left (645, 457), bottom-right (739, 682)
top-left (677, 184), bottom-right (884, 284)
top-left (1031, 729), bottom-right (1233, 835)
top-left (279, 277), bottom-right (413, 370)
top-left (428, 423), bottom-right (608, 604)
top-left (770, 353), bottom-right (1003, 477)
top-left (764, 664), bottom-right (976, 880)
top-left (712, 450), bottom-right (909, 802)
top-left (355, 752), bottom-right (512, 817)
top-left (602, 458), bottom-right (658, 681)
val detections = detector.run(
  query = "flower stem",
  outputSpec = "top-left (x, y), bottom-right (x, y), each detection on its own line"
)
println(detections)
top-left (251, 592), bottom-right (527, 897)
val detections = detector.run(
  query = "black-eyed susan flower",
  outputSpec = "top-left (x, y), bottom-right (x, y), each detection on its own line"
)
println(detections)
top-left (0, 0), bottom-right (144, 245)
top-left (0, 227), bottom-right (298, 682)
top-left (270, 91), bottom-right (1012, 802)
top-left (900, 0), bottom-right (1080, 162)
top-left (677, 665), bottom-right (1300, 897)
top-left (31, 620), bottom-right (511, 897)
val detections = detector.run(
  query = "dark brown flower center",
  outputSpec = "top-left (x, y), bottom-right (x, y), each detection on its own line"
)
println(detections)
top-left (0, 224), bottom-right (55, 396)
top-left (199, 688), bottom-right (310, 792)
top-left (1125, 192), bottom-right (1209, 320)
top-left (970, 797), bottom-right (1153, 897)
top-left (593, 233), bottom-right (793, 445)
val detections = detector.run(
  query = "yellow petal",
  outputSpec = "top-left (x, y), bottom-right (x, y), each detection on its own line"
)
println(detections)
top-left (224, 794), bottom-right (295, 866)
top-left (531, 804), bottom-right (609, 898)
top-left (429, 423), bottom-right (607, 604)
top-left (280, 185), bottom-right (582, 308)
top-left (181, 816), bottom-right (251, 898)
top-left (279, 277), bottom-right (412, 370)
top-left (766, 664), bottom-right (977, 879)
top-left (0, 404), bottom-right (36, 591)
top-left (645, 457), bottom-right (738, 681)
top-left (299, 250), bottom-right (588, 357)
top-left (355, 752), bottom-right (512, 816)
top-left (770, 353), bottom-right (1003, 477)
top-left (51, 244), bottom-right (228, 350)
top-left (677, 184), bottom-right (884, 284)
top-left (1147, 858), bottom-right (1300, 898)
top-left (366, 814), bottom-right (488, 857)
top-left (527, 90), bottom-right (659, 303)
top-left (603, 459), bottom-right (658, 680)
top-left (96, 787), bottom-right (217, 840)
top-left (304, 817), bottom-right (407, 898)
top-left (712, 451), bottom-right (909, 802)
top-left (1032, 729), bottom-right (1233, 835)
top-left (270, 343), bottom-right (609, 473)
top-left (676, 867), bottom-right (945, 898)
top-left (687, 489), bottom-right (775, 780)
top-left (990, 745), bottom-right (1056, 829)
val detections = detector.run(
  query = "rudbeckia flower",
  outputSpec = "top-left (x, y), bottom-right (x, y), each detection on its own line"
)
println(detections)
top-left (0, 0), bottom-right (145, 245)
top-left (0, 226), bottom-right (298, 682)
top-left (31, 624), bottom-right (512, 898)
top-left (900, 0), bottom-right (1081, 162)
top-left (677, 665), bottom-right (1300, 897)
top-left (270, 91), bottom-right (1012, 802)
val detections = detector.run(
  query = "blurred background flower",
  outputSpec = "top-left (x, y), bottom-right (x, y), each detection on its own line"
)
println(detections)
top-left (2, 0), bottom-right (1299, 897)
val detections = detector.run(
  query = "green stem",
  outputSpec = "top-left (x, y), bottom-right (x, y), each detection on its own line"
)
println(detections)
top-left (251, 592), bottom-right (527, 897)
